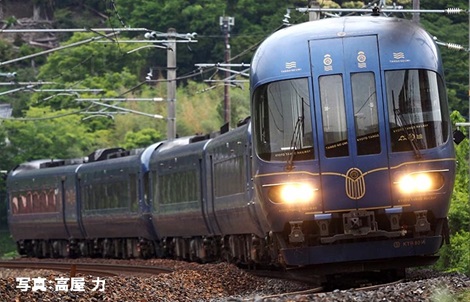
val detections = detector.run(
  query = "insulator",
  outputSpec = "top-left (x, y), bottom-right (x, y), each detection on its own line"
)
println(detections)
top-left (446, 43), bottom-right (465, 51)
top-left (445, 8), bottom-right (463, 14)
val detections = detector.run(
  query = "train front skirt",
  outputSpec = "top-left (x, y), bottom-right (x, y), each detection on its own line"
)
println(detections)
top-left (281, 235), bottom-right (442, 267)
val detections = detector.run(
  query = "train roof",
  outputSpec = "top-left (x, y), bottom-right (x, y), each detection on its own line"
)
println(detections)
top-left (8, 119), bottom-right (252, 176)
top-left (250, 16), bottom-right (441, 88)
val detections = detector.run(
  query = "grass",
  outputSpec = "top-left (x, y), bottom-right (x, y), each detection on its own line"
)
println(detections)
top-left (0, 229), bottom-right (18, 259)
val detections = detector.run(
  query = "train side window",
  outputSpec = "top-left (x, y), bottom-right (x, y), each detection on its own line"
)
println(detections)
top-left (319, 75), bottom-right (349, 157)
top-left (253, 78), bottom-right (314, 162)
top-left (214, 156), bottom-right (246, 197)
top-left (351, 72), bottom-right (381, 155)
top-left (386, 69), bottom-right (449, 152)
top-left (10, 195), bottom-right (19, 215)
top-left (151, 171), bottom-right (158, 209)
top-left (48, 189), bottom-right (56, 212)
top-left (40, 191), bottom-right (47, 212)
top-left (130, 173), bottom-right (138, 212)
top-left (26, 192), bottom-right (33, 213)
top-left (32, 192), bottom-right (40, 213)
top-left (20, 195), bottom-right (27, 214)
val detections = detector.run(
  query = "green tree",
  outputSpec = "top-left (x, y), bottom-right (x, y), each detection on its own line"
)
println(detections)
top-left (449, 111), bottom-right (470, 233)
top-left (36, 32), bottom-right (146, 83)
top-left (0, 126), bottom-right (12, 229)
top-left (123, 128), bottom-right (163, 149)
top-left (435, 110), bottom-right (469, 274)
top-left (420, 0), bottom-right (469, 117)
top-left (2, 107), bottom-right (97, 164)
top-left (176, 80), bottom-right (224, 136)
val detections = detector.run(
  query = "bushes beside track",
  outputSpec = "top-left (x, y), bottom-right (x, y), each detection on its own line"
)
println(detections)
top-left (0, 230), bottom-right (17, 259)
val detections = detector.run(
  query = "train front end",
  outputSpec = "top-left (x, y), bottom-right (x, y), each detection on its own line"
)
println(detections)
top-left (250, 16), bottom-right (456, 271)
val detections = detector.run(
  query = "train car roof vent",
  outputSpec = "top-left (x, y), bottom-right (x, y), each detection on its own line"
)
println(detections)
top-left (40, 160), bottom-right (66, 168)
top-left (87, 147), bottom-right (128, 162)
top-left (237, 116), bottom-right (251, 127)
top-left (190, 133), bottom-right (211, 143)
top-left (220, 122), bottom-right (229, 134)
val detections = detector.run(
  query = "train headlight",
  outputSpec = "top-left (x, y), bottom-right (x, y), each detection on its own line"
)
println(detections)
top-left (267, 183), bottom-right (316, 204)
top-left (396, 172), bottom-right (444, 193)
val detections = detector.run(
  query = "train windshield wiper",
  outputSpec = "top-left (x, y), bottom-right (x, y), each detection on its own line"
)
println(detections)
top-left (285, 98), bottom-right (305, 171)
top-left (392, 95), bottom-right (422, 159)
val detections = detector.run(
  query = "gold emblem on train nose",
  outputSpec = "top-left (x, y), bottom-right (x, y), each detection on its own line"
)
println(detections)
top-left (345, 168), bottom-right (366, 200)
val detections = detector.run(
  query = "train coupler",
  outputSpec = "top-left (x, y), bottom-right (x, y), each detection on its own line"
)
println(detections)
top-left (288, 221), bottom-right (305, 243)
top-left (414, 210), bottom-right (431, 233)
top-left (343, 210), bottom-right (377, 235)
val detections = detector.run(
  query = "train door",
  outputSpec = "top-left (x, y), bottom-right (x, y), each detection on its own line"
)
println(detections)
top-left (203, 155), bottom-right (222, 235)
top-left (62, 172), bottom-right (86, 238)
top-left (310, 35), bottom-right (392, 211)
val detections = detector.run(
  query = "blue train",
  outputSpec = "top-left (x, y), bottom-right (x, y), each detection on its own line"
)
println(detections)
top-left (7, 15), bottom-right (458, 274)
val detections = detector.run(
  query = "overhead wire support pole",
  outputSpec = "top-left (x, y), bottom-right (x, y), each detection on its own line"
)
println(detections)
top-left (167, 28), bottom-right (177, 140)
top-left (297, 7), bottom-right (467, 15)
top-left (0, 82), bottom-right (55, 86)
top-left (195, 64), bottom-right (250, 77)
top-left (130, 29), bottom-right (197, 136)
top-left (32, 89), bottom-right (104, 93)
top-left (0, 28), bottom-right (148, 33)
top-left (84, 100), bottom-right (164, 119)
top-left (195, 63), bottom-right (250, 68)
top-left (412, 0), bottom-right (420, 23)
top-left (0, 87), bottom-right (31, 96)
top-left (0, 82), bottom-right (56, 96)
top-left (0, 32), bottom-right (120, 67)
top-left (76, 98), bottom-right (165, 102)
top-left (97, 39), bottom-right (197, 44)
top-left (220, 16), bottom-right (234, 127)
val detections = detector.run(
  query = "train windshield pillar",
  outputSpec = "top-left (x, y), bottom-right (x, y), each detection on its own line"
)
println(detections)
top-left (253, 78), bottom-right (314, 162)
top-left (319, 75), bottom-right (349, 157)
top-left (351, 72), bottom-right (380, 155)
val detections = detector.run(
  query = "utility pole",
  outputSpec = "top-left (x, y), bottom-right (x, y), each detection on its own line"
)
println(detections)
top-left (412, 0), bottom-right (420, 23)
top-left (167, 28), bottom-right (177, 140)
top-left (309, 1), bottom-right (320, 21)
top-left (220, 16), bottom-right (234, 127)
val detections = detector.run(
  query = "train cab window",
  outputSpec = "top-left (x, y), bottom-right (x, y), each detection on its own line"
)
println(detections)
top-left (386, 69), bottom-right (449, 152)
top-left (351, 72), bottom-right (380, 155)
top-left (319, 75), bottom-right (349, 157)
top-left (253, 78), bottom-right (314, 161)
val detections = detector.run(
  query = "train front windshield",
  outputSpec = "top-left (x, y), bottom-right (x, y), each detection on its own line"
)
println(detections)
top-left (253, 69), bottom-right (449, 162)
top-left (253, 78), bottom-right (314, 161)
top-left (386, 69), bottom-right (449, 152)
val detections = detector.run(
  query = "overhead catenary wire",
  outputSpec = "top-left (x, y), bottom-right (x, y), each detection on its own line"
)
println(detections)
top-left (1, 6), bottom-right (302, 121)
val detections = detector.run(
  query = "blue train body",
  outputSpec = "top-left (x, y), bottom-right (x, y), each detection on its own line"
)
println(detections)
top-left (6, 15), bottom-right (456, 273)
top-left (250, 16), bottom-right (455, 269)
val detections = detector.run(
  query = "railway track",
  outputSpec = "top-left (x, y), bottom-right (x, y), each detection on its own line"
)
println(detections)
top-left (247, 267), bottom-right (408, 300)
top-left (251, 278), bottom-right (406, 300)
top-left (0, 260), bottom-right (173, 277)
